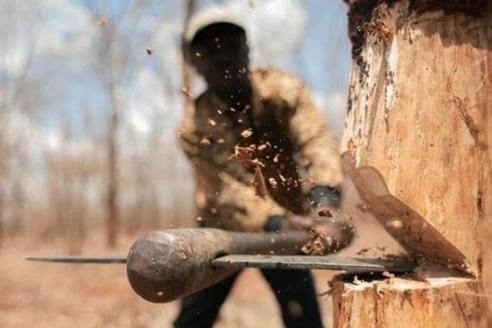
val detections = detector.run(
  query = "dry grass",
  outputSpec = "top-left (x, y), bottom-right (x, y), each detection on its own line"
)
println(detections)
top-left (0, 232), bottom-right (335, 328)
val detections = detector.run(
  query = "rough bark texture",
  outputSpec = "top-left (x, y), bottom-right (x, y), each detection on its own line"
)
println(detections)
top-left (335, 0), bottom-right (492, 326)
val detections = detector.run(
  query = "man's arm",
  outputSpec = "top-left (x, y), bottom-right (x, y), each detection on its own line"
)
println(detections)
top-left (286, 76), bottom-right (344, 207)
top-left (214, 172), bottom-right (288, 232)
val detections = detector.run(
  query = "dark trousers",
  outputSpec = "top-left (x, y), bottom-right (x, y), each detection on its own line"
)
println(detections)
top-left (173, 269), bottom-right (323, 328)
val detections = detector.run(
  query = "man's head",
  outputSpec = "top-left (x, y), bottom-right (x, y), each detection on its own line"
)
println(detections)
top-left (185, 10), bottom-right (250, 95)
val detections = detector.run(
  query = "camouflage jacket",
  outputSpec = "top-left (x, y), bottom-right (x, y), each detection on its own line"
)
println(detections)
top-left (178, 68), bottom-right (342, 232)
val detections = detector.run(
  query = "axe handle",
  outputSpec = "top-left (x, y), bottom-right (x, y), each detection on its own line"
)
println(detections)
top-left (126, 228), bottom-right (312, 303)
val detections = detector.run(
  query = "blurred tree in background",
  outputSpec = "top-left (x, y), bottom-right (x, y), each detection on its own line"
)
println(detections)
top-left (0, 0), bottom-right (350, 252)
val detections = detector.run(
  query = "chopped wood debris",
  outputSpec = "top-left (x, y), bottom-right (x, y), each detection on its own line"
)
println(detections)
top-left (253, 164), bottom-right (268, 199)
top-left (228, 144), bottom-right (269, 199)
top-left (318, 208), bottom-right (333, 217)
top-left (353, 276), bottom-right (363, 285)
top-left (241, 129), bottom-right (253, 138)
top-left (228, 144), bottom-right (256, 167)
top-left (257, 142), bottom-right (271, 151)
top-left (301, 229), bottom-right (331, 255)
top-left (181, 84), bottom-right (193, 98)
top-left (382, 271), bottom-right (395, 279)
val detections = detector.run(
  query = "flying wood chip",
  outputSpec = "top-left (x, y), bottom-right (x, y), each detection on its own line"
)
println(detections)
top-left (228, 144), bottom-right (256, 167)
top-left (253, 164), bottom-right (268, 199)
top-left (241, 129), bottom-right (253, 138)
top-left (181, 84), bottom-right (193, 98)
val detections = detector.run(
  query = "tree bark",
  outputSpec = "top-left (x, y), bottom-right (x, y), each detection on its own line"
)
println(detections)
top-left (334, 0), bottom-right (492, 326)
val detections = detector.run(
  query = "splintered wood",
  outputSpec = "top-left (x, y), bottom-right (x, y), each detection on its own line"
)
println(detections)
top-left (228, 144), bottom-right (268, 199)
top-left (333, 276), bottom-right (487, 328)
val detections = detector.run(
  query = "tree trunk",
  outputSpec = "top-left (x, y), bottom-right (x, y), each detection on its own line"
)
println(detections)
top-left (0, 181), bottom-right (3, 250)
top-left (174, 0), bottom-right (196, 228)
top-left (334, 0), bottom-right (492, 326)
top-left (107, 82), bottom-right (120, 248)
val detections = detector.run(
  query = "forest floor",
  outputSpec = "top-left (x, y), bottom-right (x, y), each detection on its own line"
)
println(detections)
top-left (0, 232), bottom-right (336, 328)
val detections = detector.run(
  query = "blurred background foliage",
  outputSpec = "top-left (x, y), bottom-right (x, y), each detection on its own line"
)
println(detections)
top-left (0, 0), bottom-right (350, 252)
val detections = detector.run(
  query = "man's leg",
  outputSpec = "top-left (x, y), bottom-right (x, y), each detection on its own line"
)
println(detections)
top-left (261, 269), bottom-right (323, 328)
top-left (173, 272), bottom-right (240, 328)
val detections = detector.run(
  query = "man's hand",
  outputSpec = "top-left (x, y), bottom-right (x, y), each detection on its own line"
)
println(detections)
top-left (279, 207), bottom-right (355, 254)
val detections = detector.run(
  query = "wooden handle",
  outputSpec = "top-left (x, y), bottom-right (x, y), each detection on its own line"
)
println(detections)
top-left (126, 228), bottom-right (311, 303)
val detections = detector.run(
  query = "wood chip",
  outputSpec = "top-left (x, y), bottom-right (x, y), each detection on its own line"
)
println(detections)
top-left (181, 84), bottom-right (193, 98)
top-left (241, 129), bottom-right (253, 138)
top-left (318, 208), bottom-right (333, 217)
top-left (200, 138), bottom-right (211, 145)
top-left (253, 164), bottom-right (268, 199)
top-left (382, 271), bottom-right (395, 279)
top-left (257, 142), bottom-right (271, 151)
top-left (228, 144), bottom-right (256, 166)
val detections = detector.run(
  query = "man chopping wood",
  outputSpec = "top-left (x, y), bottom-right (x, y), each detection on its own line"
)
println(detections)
top-left (176, 8), bottom-right (353, 328)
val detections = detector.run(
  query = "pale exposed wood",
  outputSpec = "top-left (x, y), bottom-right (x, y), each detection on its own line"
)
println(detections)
top-left (334, 0), bottom-right (492, 326)
top-left (333, 275), bottom-right (487, 328)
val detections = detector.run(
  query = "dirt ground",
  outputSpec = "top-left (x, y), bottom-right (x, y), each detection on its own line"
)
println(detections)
top-left (0, 206), bottom-right (400, 328)
top-left (0, 233), bottom-right (337, 328)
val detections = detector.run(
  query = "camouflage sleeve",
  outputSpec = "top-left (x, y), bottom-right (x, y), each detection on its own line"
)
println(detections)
top-left (214, 173), bottom-right (288, 232)
top-left (286, 77), bottom-right (343, 190)
top-left (177, 98), bottom-right (287, 232)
